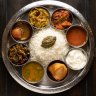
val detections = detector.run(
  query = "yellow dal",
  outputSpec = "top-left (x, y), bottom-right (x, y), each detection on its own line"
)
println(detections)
top-left (22, 62), bottom-right (44, 83)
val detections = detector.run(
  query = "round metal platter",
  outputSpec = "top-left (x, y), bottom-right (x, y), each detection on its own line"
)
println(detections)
top-left (2, 0), bottom-right (95, 94)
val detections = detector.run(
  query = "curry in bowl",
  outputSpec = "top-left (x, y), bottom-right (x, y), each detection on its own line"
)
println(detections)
top-left (22, 61), bottom-right (44, 83)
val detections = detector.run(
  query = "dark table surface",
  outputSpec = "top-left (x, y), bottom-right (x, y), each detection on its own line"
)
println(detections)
top-left (0, 0), bottom-right (96, 96)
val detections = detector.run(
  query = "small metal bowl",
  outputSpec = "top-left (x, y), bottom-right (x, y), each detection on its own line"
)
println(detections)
top-left (65, 48), bottom-right (88, 70)
top-left (10, 20), bottom-right (33, 43)
top-left (22, 61), bottom-right (44, 84)
top-left (51, 8), bottom-right (73, 31)
top-left (28, 6), bottom-right (50, 30)
top-left (66, 25), bottom-right (88, 48)
top-left (47, 60), bottom-right (68, 83)
top-left (8, 43), bottom-right (30, 66)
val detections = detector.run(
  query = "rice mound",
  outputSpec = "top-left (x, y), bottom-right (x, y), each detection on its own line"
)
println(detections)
top-left (29, 27), bottom-right (69, 65)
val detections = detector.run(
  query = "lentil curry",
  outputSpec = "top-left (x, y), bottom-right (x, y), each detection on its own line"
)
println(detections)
top-left (22, 62), bottom-right (44, 83)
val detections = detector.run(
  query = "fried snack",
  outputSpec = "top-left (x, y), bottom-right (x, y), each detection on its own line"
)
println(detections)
top-left (48, 63), bottom-right (68, 81)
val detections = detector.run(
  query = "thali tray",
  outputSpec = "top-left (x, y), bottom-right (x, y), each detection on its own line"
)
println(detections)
top-left (2, 0), bottom-right (95, 94)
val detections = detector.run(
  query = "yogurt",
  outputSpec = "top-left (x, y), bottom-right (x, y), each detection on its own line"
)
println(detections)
top-left (66, 49), bottom-right (87, 70)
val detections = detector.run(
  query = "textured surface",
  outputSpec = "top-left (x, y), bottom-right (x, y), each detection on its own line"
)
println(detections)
top-left (0, 0), bottom-right (96, 96)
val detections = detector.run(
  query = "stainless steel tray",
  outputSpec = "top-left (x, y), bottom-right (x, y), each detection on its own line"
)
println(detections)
top-left (2, 0), bottom-right (95, 94)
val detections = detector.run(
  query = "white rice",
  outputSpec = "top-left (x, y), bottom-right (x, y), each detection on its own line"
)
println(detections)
top-left (29, 27), bottom-right (69, 65)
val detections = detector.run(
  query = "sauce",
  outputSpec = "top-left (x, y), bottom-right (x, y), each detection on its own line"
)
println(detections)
top-left (20, 23), bottom-right (31, 40)
top-left (22, 62), bottom-right (44, 83)
top-left (66, 26), bottom-right (87, 46)
top-left (11, 21), bottom-right (32, 41)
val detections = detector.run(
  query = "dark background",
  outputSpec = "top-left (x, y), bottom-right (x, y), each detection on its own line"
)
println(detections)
top-left (0, 0), bottom-right (96, 96)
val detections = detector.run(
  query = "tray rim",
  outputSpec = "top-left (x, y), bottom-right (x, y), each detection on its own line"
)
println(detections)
top-left (2, 0), bottom-right (95, 94)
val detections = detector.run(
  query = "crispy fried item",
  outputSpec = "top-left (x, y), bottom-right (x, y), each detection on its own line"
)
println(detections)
top-left (48, 63), bottom-right (68, 81)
